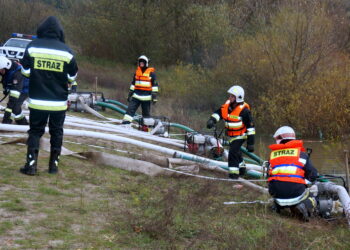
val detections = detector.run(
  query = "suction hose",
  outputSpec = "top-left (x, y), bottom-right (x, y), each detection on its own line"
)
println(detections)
top-left (0, 124), bottom-right (263, 179)
top-left (105, 99), bottom-right (129, 111)
top-left (240, 146), bottom-right (264, 165)
top-left (318, 182), bottom-right (350, 227)
top-left (64, 121), bottom-right (184, 148)
top-left (169, 122), bottom-right (195, 133)
top-left (78, 96), bottom-right (107, 120)
top-left (93, 101), bottom-right (264, 165)
top-left (95, 102), bottom-right (126, 115)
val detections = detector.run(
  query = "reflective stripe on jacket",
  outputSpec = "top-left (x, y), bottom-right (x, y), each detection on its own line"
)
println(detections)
top-left (20, 16), bottom-right (78, 112)
top-left (134, 67), bottom-right (155, 91)
top-left (21, 44), bottom-right (77, 111)
top-left (28, 98), bottom-right (67, 111)
top-left (268, 140), bottom-right (306, 184)
top-left (221, 101), bottom-right (250, 137)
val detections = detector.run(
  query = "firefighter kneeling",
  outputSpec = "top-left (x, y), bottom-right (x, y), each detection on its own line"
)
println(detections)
top-left (268, 126), bottom-right (318, 221)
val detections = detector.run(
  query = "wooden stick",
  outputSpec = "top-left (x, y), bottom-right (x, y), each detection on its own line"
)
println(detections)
top-left (345, 150), bottom-right (350, 193)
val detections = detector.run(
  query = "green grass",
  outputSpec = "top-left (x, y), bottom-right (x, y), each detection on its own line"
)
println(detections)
top-left (0, 134), bottom-right (350, 249)
top-left (0, 199), bottom-right (26, 212)
top-left (0, 221), bottom-right (14, 235)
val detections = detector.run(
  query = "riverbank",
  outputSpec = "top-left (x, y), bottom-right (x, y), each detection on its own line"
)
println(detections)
top-left (0, 129), bottom-right (349, 248)
top-left (76, 57), bottom-right (350, 139)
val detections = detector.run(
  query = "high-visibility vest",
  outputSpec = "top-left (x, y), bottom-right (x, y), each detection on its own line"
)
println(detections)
top-left (134, 67), bottom-right (155, 91)
top-left (221, 102), bottom-right (250, 136)
top-left (268, 140), bottom-right (307, 184)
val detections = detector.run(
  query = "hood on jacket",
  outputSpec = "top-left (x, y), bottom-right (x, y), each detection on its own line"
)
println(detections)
top-left (36, 16), bottom-right (65, 43)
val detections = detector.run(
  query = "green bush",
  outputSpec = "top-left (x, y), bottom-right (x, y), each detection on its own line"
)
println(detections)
top-left (212, 3), bottom-right (350, 138)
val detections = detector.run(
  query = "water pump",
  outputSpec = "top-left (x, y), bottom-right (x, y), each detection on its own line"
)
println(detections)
top-left (139, 116), bottom-right (170, 137)
top-left (316, 182), bottom-right (340, 218)
top-left (67, 91), bottom-right (105, 112)
top-left (185, 132), bottom-right (224, 159)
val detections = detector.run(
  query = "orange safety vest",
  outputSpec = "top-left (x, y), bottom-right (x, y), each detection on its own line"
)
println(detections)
top-left (134, 67), bottom-right (155, 92)
top-left (268, 140), bottom-right (306, 184)
top-left (221, 102), bottom-right (250, 137)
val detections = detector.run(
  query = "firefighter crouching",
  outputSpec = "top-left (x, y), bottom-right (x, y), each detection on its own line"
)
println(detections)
top-left (19, 16), bottom-right (78, 175)
top-left (122, 55), bottom-right (158, 124)
top-left (268, 126), bottom-right (318, 221)
top-left (0, 56), bottom-right (29, 125)
top-left (206, 85), bottom-right (255, 179)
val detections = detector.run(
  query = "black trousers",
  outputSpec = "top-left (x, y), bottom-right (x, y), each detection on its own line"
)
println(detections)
top-left (27, 109), bottom-right (66, 151)
top-left (9, 93), bottom-right (28, 117)
top-left (126, 97), bottom-right (151, 118)
top-left (228, 139), bottom-right (245, 168)
top-left (268, 181), bottom-right (306, 199)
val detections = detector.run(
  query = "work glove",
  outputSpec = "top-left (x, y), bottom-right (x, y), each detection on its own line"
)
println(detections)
top-left (152, 93), bottom-right (157, 104)
top-left (127, 91), bottom-right (133, 102)
top-left (3, 88), bottom-right (9, 96)
top-left (246, 144), bottom-right (254, 153)
top-left (206, 118), bottom-right (216, 129)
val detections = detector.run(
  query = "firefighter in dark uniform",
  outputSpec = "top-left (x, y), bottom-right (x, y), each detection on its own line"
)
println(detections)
top-left (207, 85), bottom-right (255, 179)
top-left (122, 55), bottom-right (158, 124)
top-left (0, 56), bottom-right (28, 125)
top-left (268, 126), bottom-right (318, 221)
top-left (20, 16), bottom-right (78, 175)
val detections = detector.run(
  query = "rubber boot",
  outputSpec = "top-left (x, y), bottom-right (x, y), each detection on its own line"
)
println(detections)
top-left (20, 148), bottom-right (38, 175)
top-left (15, 117), bottom-right (28, 125)
top-left (48, 149), bottom-right (60, 174)
top-left (239, 161), bottom-right (246, 176)
top-left (228, 167), bottom-right (239, 179)
top-left (303, 197), bottom-right (317, 217)
top-left (270, 200), bottom-right (282, 214)
top-left (2, 111), bottom-right (12, 124)
top-left (295, 202), bottom-right (310, 222)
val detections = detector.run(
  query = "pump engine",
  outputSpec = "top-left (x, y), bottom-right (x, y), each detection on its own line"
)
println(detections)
top-left (185, 132), bottom-right (224, 159)
top-left (138, 116), bottom-right (170, 137)
top-left (315, 183), bottom-right (340, 218)
top-left (68, 91), bottom-right (105, 112)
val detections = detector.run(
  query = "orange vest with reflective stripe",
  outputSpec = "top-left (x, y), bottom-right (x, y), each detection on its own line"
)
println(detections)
top-left (268, 140), bottom-right (306, 184)
top-left (134, 67), bottom-right (155, 91)
top-left (221, 102), bottom-right (250, 136)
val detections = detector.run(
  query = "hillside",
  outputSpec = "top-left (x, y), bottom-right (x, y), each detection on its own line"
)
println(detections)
top-left (0, 111), bottom-right (350, 248)
top-left (0, 0), bottom-right (350, 248)
top-left (1, 0), bottom-right (350, 137)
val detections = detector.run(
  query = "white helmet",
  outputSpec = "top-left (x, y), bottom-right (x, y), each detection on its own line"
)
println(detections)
top-left (227, 85), bottom-right (244, 103)
top-left (0, 56), bottom-right (12, 70)
top-left (273, 126), bottom-right (296, 144)
top-left (138, 55), bottom-right (149, 67)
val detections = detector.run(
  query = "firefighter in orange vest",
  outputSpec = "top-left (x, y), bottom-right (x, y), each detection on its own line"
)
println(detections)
top-left (268, 126), bottom-right (318, 221)
top-left (122, 55), bottom-right (158, 124)
top-left (207, 85), bottom-right (255, 179)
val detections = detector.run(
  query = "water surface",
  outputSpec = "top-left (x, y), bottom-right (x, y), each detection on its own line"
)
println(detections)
top-left (255, 136), bottom-right (350, 175)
